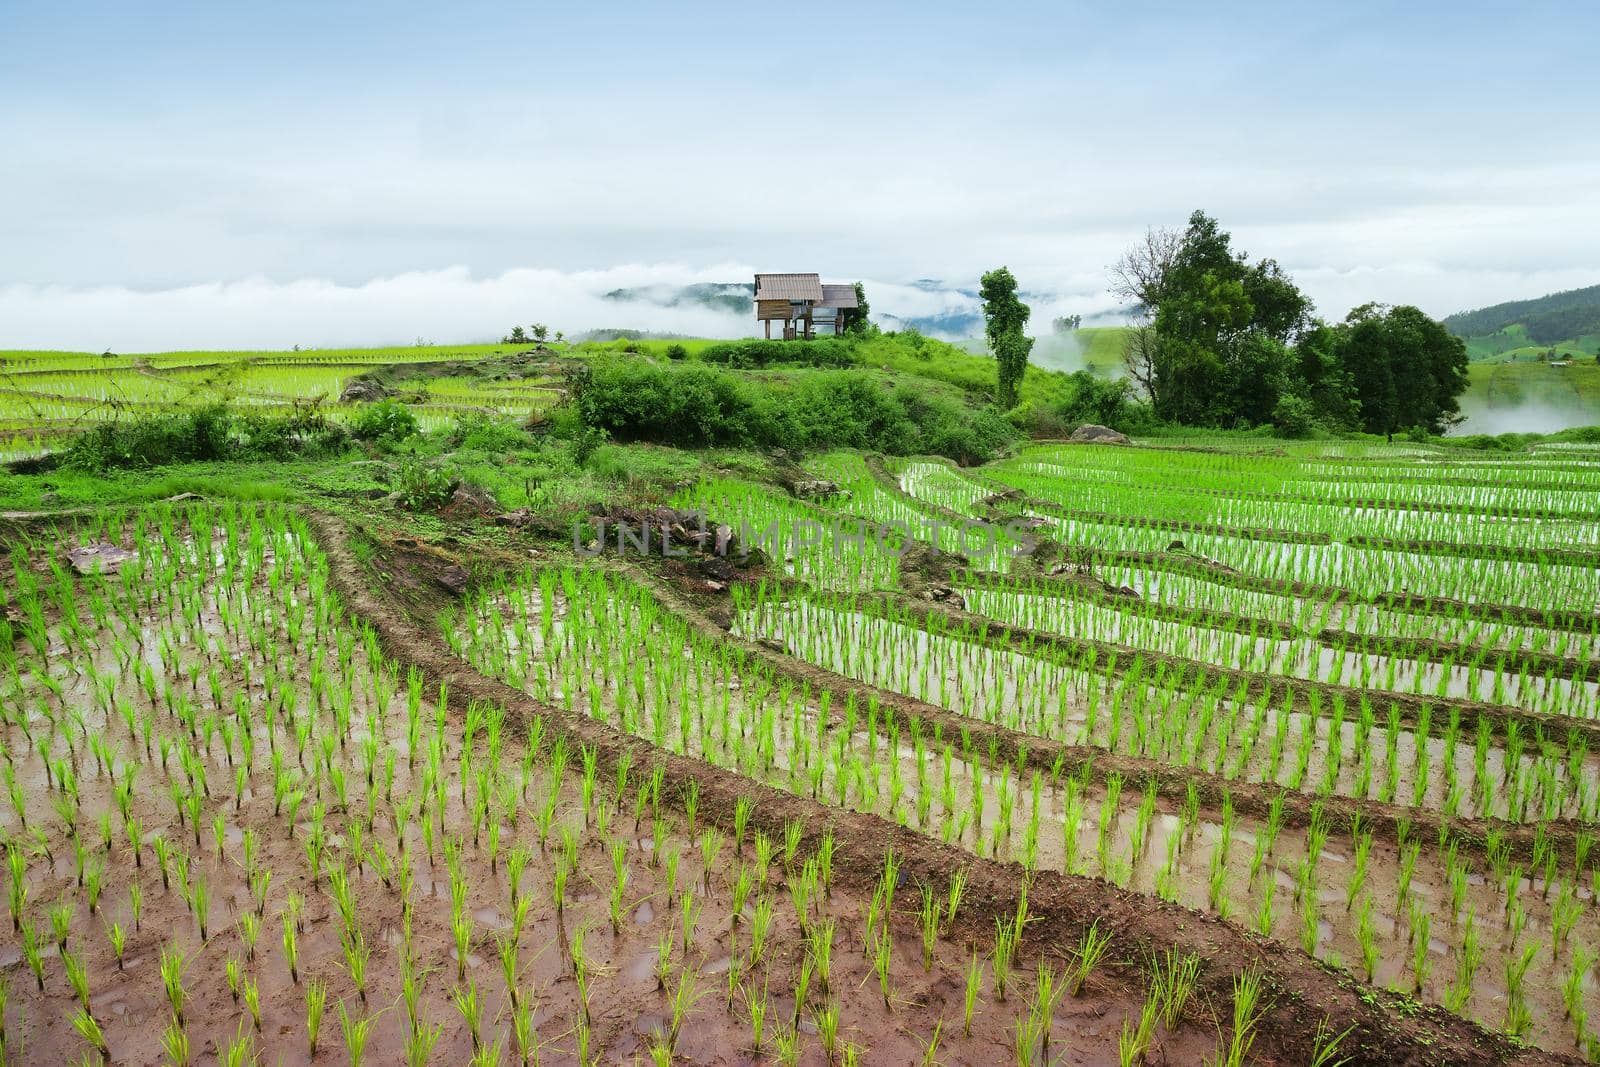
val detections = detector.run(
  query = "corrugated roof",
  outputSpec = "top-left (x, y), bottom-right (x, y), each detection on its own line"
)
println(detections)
top-left (754, 273), bottom-right (823, 301)
top-left (818, 284), bottom-right (858, 309)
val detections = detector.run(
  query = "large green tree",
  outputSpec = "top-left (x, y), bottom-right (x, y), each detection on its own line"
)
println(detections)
top-left (979, 266), bottom-right (1034, 409)
top-left (1117, 210), bottom-right (1311, 426)
top-left (1338, 303), bottom-right (1468, 436)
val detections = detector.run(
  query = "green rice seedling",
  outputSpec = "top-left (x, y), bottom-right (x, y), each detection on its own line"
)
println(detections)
top-left (282, 910), bottom-right (299, 983)
top-left (1069, 922), bottom-right (1112, 997)
top-left (452, 979), bottom-right (484, 1054)
top-left (239, 911), bottom-right (259, 961)
top-left (242, 974), bottom-right (262, 1032)
top-left (964, 952), bottom-right (984, 1036)
top-left (226, 956), bottom-right (242, 1004)
top-left (161, 1018), bottom-right (190, 1067)
top-left (22, 921), bottom-right (46, 992)
top-left (305, 978), bottom-right (328, 1057)
top-left (338, 1000), bottom-right (376, 1067)
top-left (668, 972), bottom-right (708, 1053)
top-left (1217, 968), bottom-right (1266, 1067)
top-left (749, 896), bottom-right (775, 966)
top-left (874, 927), bottom-right (894, 1009)
top-left (72, 1005), bottom-right (110, 1062)
top-left (745, 976), bottom-right (769, 1053)
top-left (342, 927), bottom-right (371, 1004)
top-left (681, 891), bottom-right (701, 954)
top-left (1309, 1018), bottom-right (1355, 1067)
top-left (108, 920), bottom-right (126, 970)
top-left (50, 898), bottom-right (73, 953)
top-left (62, 950), bottom-right (91, 1013)
top-left (944, 868), bottom-right (967, 937)
top-left (160, 945), bottom-right (187, 1025)
top-left (1155, 948), bottom-right (1201, 1028)
top-left (814, 998), bottom-right (840, 1061)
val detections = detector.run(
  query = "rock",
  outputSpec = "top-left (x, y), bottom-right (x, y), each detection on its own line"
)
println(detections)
top-left (979, 489), bottom-right (1023, 507)
top-left (67, 543), bottom-right (136, 575)
top-left (495, 508), bottom-right (535, 528)
top-left (1069, 424), bottom-right (1131, 445)
top-left (436, 564), bottom-right (470, 595)
top-left (445, 482), bottom-right (498, 517)
top-left (163, 492), bottom-right (204, 503)
top-left (926, 586), bottom-right (967, 610)
top-left (792, 479), bottom-right (842, 500)
top-left (757, 637), bottom-right (788, 655)
top-left (339, 378), bottom-right (388, 403)
top-left (698, 557), bottom-right (739, 584)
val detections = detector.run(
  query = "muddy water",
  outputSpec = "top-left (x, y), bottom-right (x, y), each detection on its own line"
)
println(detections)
top-left (3, 524), bottom-right (1222, 1066)
top-left (748, 597), bottom-right (1600, 826)
top-left (455, 575), bottom-right (1600, 1054)
top-left (1098, 564), bottom-right (1600, 661)
top-left (963, 587), bottom-right (1600, 719)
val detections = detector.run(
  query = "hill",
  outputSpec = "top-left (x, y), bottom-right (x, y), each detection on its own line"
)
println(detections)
top-left (1443, 283), bottom-right (1600, 362)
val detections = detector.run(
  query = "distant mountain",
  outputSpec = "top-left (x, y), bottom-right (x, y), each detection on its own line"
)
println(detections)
top-left (603, 282), bottom-right (754, 317)
top-left (1445, 284), bottom-right (1600, 361)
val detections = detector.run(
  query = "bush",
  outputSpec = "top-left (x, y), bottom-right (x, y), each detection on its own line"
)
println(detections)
top-left (393, 457), bottom-right (454, 510)
top-left (351, 399), bottom-right (418, 441)
top-left (699, 338), bottom-right (855, 369)
top-left (1270, 394), bottom-right (1318, 438)
top-left (665, 343), bottom-right (688, 360)
top-left (572, 357), bottom-right (1016, 462)
top-left (62, 404), bottom-right (346, 472)
top-left (1057, 371), bottom-right (1136, 429)
top-left (449, 413), bottom-right (527, 452)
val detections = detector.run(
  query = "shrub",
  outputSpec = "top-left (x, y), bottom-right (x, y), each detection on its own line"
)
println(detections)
top-left (699, 339), bottom-right (854, 369)
top-left (665, 343), bottom-right (688, 361)
top-left (1058, 371), bottom-right (1136, 429)
top-left (449, 413), bottom-right (527, 452)
top-left (62, 404), bottom-right (346, 472)
top-left (1270, 394), bottom-right (1318, 438)
top-left (571, 358), bottom-right (1016, 462)
top-left (351, 399), bottom-right (418, 442)
top-left (393, 458), bottom-right (454, 510)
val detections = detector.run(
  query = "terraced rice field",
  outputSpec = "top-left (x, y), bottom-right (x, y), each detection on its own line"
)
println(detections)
top-left (0, 347), bottom-right (562, 462)
top-left (5, 434), bottom-right (1600, 1065)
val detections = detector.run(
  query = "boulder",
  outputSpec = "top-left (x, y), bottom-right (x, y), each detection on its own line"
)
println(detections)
top-left (436, 564), bottom-right (470, 596)
top-left (1070, 424), bottom-right (1131, 445)
top-left (66, 543), bottom-right (137, 575)
top-left (792, 479), bottom-right (843, 501)
top-left (339, 378), bottom-right (388, 403)
top-left (445, 482), bottom-right (498, 517)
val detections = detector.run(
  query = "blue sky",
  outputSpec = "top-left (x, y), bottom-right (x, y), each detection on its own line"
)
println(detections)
top-left (3, 1), bottom-right (1598, 347)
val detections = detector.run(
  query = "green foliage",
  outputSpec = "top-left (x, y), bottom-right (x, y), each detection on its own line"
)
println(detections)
top-left (63, 403), bottom-right (345, 472)
top-left (572, 358), bottom-right (1014, 463)
top-left (979, 267), bottom-right (1034, 410)
top-left (1057, 371), bottom-right (1137, 430)
top-left (698, 339), bottom-right (854, 368)
top-left (448, 413), bottom-right (528, 452)
top-left (1340, 303), bottom-right (1469, 436)
top-left (394, 458), bottom-right (455, 511)
top-left (351, 399), bottom-right (418, 442)
top-left (1444, 283), bottom-right (1600, 346)
top-left (1270, 394), bottom-right (1318, 438)
top-left (665, 343), bottom-right (688, 360)
top-left (844, 281), bottom-right (875, 337)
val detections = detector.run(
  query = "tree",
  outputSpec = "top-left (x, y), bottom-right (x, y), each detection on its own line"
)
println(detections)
top-left (1336, 304), bottom-right (1467, 437)
top-left (505, 326), bottom-right (528, 344)
top-left (530, 324), bottom-right (550, 344)
top-left (844, 281), bottom-right (875, 336)
top-left (1052, 314), bottom-right (1082, 333)
top-left (1110, 226), bottom-right (1181, 315)
top-left (1114, 210), bottom-right (1312, 427)
top-left (979, 267), bottom-right (1034, 409)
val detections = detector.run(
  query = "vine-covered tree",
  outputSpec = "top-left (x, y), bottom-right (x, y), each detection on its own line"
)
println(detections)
top-left (844, 281), bottom-right (875, 336)
top-left (979, 266), bottom-right (1034, 409)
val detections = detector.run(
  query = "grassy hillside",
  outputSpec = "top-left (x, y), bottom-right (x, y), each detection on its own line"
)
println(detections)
top-left (1458, 359), bottom-right (1600, 433)
top-left (1445, 282), bottom-right (1600, 347)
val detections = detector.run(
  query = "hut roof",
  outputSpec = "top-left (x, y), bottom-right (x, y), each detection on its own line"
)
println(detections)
top-left (753, 273), bottom-right (824, 302)
top-left (817, 284), bottom-right (858, 309)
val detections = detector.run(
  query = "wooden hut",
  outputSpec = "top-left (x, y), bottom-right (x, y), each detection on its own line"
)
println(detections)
top-left (754, 273), bottom-right (857, 338)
